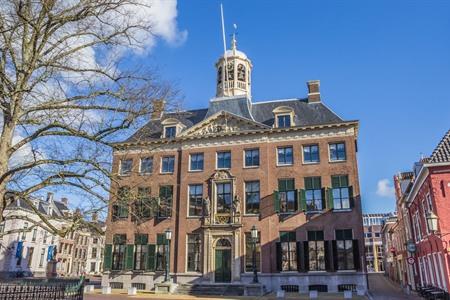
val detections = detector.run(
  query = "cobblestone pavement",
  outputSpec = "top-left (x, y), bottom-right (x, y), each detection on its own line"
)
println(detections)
top-left (368, 273), bottom-right (421, 300)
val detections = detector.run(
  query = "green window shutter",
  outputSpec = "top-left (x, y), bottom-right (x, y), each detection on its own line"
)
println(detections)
top-left (157, 234), bottom-right (166, 245)
top-left (327, 188), bottom-right (334, 210)
top-left (274, 191), bottom-right (280, 213)
top-left (299, 189), bottom-right (306, 212)
top-left (349, 186), bottom-right (354, 208)
top-left (147, 244), bottom-right (156, 271)
top-left (103, 244), bottom-right (112, 271)
top-left (280, 231), bottom-right (289, 243)
top-left (125, 244), bottom-right (134, 270)
top-left (321, 188), bottom-right (326, 211)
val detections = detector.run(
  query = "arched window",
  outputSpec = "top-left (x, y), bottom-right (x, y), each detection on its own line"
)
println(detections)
top-left (227, 61), bottom-right (234, 80)
top-left (216, 238), bottom-right (231, 247)
top-left (217, 66), bottom-right (222, 84)
top-left (237, 64), bottom-right (246, 81)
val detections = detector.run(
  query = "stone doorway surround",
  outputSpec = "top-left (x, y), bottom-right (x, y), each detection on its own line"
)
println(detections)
top-left (202, 230), bottom-right (241, 283)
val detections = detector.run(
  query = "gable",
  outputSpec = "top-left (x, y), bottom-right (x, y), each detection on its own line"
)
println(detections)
top-left (179, 111), bottom-right (270, 137)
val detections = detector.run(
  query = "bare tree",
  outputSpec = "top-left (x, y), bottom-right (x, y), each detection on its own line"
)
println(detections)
top-left (0, 0), bottom-right (178, 236)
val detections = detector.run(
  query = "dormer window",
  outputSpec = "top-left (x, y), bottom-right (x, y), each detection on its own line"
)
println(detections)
top-left (161, 118), bottom-right (185, 139)
top-left (273, 106), bottom-right (295, 128)
top-left (165, 126), bottom-right (176, 138)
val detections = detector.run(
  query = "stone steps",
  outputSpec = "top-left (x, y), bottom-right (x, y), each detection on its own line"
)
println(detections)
top-left (175, 284), bottom-right (245, 296)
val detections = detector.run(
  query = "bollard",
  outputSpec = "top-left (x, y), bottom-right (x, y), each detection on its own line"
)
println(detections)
top-left (128, 287), bottom-right (137, 295)
top-left (344, 290), bottom-right (353, 299)
top-left (309, 290), bottom-right (318, 299)
top-left (102, 286), bottom-right (111, 294)
top-left (276, 290), bottom-right (285, 299)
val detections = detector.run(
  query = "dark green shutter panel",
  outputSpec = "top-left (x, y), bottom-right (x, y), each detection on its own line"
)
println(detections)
top-left (103, 244), bottom-right (112, 271)
top-left (296, 241), bottom-right (302, 272)
top-left (349, 186), bottom-right (354, 208)
top-left (280, 232), bottom-right (289, 243)
top-left (303, 241), bottom-right (309, 272)
top-left (324, 241), bottom-right (332, 272)
top-left (147, 244), bottom-right (156, 271)
top-left (125, 244), bottom-right (134, 270)
top-left (352, 239), bottom-right (360, 271)
top-left (327, 188), bottom-right (334, 210)
top-left (299, 189), bottom-right (306, 212)
top-left (332, 240), bottom-right (338, 271)
top-left (321, 188), bottom-right (326, 211)
top-left (157, 234), bottom-right (166, 245)
top-left (274, 191), bottom-right (280, 213)
top-left (276, 242), bottom-right (282, 272)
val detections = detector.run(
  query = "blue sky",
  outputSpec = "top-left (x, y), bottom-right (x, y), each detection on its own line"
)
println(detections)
top-left (142, 0), bottom-right (450, 213)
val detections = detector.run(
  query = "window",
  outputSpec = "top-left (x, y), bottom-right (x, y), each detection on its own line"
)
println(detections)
top-left (158, 185), bottom-right (173, 218)
top-left (32, 228), bottom-right (37, 242)
top-left (244, 149), bottom-right (260, 167)
top-left (22, 222), bottom-right (28, 240)
top-left (277, 146), bottom-right (293, 165)
top-left (332, 175), bottom-right (351, 210)
top-left (305, 177), bottom-right (323, 211)
top-left (0, 223), bottom-right (4, 239)
top-left (164, 126), bottom-right (176, 138)
top-left (303, 145), bottom-right (320, 163)
top-left (335, 229), bottom-right (354, 270)
top-left (426, 193), bottom-right (433, 212)
top-left (93, 238), bottom-right (98, 244)
top-left (216, 183), bottom-right (232, 213)
top-left (135, 187), bottom-right (153, 219)
top-left (39, 248), bottom-right (45, 267)
top-left (329, 143), bottom-right (346, 161)
top-left (161, 156), bottom-right (175, 173)
top-left (188, 184), bottom-right (203, 217)
top-left (277, 115), bottom-right (291, 128)
top-left (217, 151), bottom-right (231, 169)
top-left (91, 247), bottom-right (97, 259)
top-left (187, 234), bottom-right (201, 272)
top-left (414, 213), bottom-right (422, 241)
top-left (27, 247), bottom-right (34, 268)
top-left (140, 157), bottom-right (153, 174)
top-left (120, 159), bottom-right (132, 176)
top-left (374, 233), bottom-right (380, 238)
top-left (190, 153), bottom-right (204, 171)
top-left (245, 232), bottom-right (261, 272)
top-left (422, 200), bottom-right (430, 234)
top-left (308, 231), bottom-right (325, 271)
top-left (112, 234), bottom-right (126, 271)
top-left (278, 179), bottom-right (296, 213)
top-left (134, 234), bottom-right (148, 270)
top-left (156, 234), bottom-right (167, 271)
top-left (245, 181), bottom-right (260, 214)
top-left (112, 186), bottom-right (130, 220)
top-left (90, 262), bottom-right (96, 272)
top-left (280, 232), bottom-right (297, 271)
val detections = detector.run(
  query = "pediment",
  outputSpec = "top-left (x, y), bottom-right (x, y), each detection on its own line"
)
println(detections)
top-left (179, 111), bottom-right (269, 137)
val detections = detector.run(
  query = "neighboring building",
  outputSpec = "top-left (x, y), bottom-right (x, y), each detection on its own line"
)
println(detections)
top-left (86, 215), bottom-right (106, 276)
top-left (102, 36), bottom-right (366, 294)
top-left (406, 131), bottom-right (450, 291)
top-left (0, 193), bottom-right (67, 277)
top-left (381, 215), bottom-right (398, 282)
top-left (363, 213), bottom-right (393, 272)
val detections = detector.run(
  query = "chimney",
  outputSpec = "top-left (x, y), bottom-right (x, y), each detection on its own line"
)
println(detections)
top-left (61, 197), bottom-right (69, 206)
top-left (92, 212), bottom-right (98, 222)
top-left (307, 80), bottom-right (321, 103)
top-left (46, 192), bottom-right (54, 202)
top-left (151, 99), bottom-right (165, 120)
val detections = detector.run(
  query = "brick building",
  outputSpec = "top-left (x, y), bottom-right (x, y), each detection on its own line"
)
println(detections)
top-left (363, 213), bottom-right (393, 273)
top-left (102, 36), bottom-right (367, 294)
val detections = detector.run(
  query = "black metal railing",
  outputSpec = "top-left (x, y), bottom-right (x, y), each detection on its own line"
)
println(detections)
top-left (0, 278), bottom-right (83, 300)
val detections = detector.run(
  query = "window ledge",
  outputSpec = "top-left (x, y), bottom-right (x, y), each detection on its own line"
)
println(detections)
top-left (138, 172), bottom-right (152, 176)
top-left (243, 165), bottom-right (260, 169)
top-left (160, 172), bottom-right (174, 175)
top-left (243, 213), bottom-right (260, 217)
top-left (216, 168), bottom-right (231, 171)
top-left (118, 174), bottom-right (131, 177)
top-left (188, 169), bottom-right (203, 173)
top-left (302, 161), bottom-right (320, 165)
top-left (276, 164), bottom-right (293, 167)
top-left (308, 270), bottom-right (327, 273)
top-left (329, 160), bottom-right (347, 164)
top-left (305, 210), bottom-right (324, 215)
top-left (332, 209), bottom-right (352, 213)
top-left (186, 216), bottom-right (202, 219)
top-left (337, 270), bottom-right (357, 273)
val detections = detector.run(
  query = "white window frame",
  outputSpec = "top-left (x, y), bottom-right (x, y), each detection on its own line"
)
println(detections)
top-left (243, 148), bottom-right (260, 168)
top-left (139, 157), bottom-right (153, 175)
top-left (189, 153), bottom-right (204, 172)
top-left (276, 146), bottom-right (294, 166)
top-left (119, 158), bottom-right (133, 176)
top-left (216, 151), bottom-right (231, 170)
top-left (328, 142), bottom-right (347, 162)
top-left (160, 156), bottom-right (175, 174)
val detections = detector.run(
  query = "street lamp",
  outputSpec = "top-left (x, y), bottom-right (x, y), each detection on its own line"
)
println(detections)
top-left (251, 225), bottom-right (258, 283)
top-left (426, 211), bottom-right (439, 233)
top-left (164, 228), bottom-right (172, 282)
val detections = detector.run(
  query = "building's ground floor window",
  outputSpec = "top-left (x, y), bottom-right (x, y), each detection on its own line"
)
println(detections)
top-left (308, 231), bottom-right (325, 271)
top-left (245, 232), bottom-right (261, 272)
top-left (187, 234), bottom-right (201, 272)
top-left (279, 231), bottom-right (297, 271)
top-left (134, 234), bottom-right (148, 270)
top-left (90, 262), bottom-right (96, 272)
top-left (335, 229), bottom-right (355, 270)
top-left (156, 234), bottom-right (167, 271)
top-left (112, 234), bottom-right (126, 270)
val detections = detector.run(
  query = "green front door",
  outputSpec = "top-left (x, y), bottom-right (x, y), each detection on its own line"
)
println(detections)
top-left (215, 248), bottom-right (231, 282)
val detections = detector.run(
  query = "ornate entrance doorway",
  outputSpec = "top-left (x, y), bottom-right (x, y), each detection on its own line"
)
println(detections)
top-left (214, 239), bottom-right (232, 282)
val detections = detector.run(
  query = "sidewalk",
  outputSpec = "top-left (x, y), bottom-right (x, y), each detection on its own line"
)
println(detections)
top-left (368, 273), bottom-right (421, 300)
top-left (85, 290), bottom-right (367, 300)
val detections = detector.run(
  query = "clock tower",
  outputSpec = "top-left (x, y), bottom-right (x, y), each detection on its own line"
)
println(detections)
top-left (215, 35), bottom-right (252, 98)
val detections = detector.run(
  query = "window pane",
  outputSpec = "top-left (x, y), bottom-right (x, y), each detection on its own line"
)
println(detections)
top-left (245, 233), bottom-right (261, 272)
top-left (140, 157), bottom-right (153, 174)
top-left (120, 159), bottom-right (132, 175)
top-left (190, 153), bottom-right (204, 171)
top-left (245, 181), bottom-right (260, 214)
top-left (189, 184), bottom-right (203, 216)
top-left (187, 234), bottom-right (201, 272)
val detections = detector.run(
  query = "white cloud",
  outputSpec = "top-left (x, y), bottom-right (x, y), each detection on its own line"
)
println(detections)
top-left (376, 179), bottom-right (395, 198)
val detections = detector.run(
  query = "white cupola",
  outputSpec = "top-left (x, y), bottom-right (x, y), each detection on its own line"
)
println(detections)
top-left (215, 35), bottom-right (252, 98)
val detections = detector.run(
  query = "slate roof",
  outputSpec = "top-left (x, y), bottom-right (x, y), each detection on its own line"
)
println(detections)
top-left (7, 196), bottom-right (69, 218)
top-left (125, 97), bottom-right (347, 143)
top-left (429, 130), bottom-right (450, 163)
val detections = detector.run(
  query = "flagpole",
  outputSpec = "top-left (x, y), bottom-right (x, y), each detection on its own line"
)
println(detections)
top-left (220, 3), bottom-right (229, 96)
